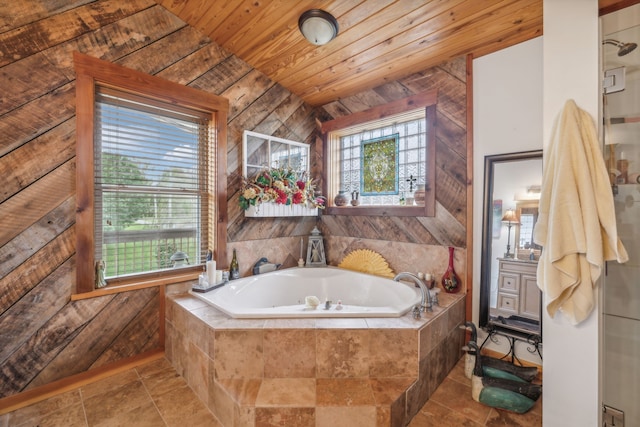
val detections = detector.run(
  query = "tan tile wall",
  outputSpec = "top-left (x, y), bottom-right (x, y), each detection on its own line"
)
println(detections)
top-left (324, 237), bottom-right (466, 282)
top-left (224, 236), bottom-right (467, 292)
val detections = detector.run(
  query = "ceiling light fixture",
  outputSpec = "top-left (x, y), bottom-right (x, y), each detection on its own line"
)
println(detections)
top-left (298, 9), bottom-right (339, 46)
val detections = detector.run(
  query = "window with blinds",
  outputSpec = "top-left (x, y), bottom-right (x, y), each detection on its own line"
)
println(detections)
top-left (94, 88), bottom-right (211, 279)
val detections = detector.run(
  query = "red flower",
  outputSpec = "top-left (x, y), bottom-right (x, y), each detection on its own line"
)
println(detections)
top-left (275, 189), bottom-right (288, 204)
top-left (292, 191), bottom-right (303, 204)
top-left (296, 180), bottom-right (305, 190)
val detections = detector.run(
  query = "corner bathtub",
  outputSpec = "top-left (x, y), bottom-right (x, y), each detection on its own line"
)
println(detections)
top-left (189, 267), bottom-right (422, 318)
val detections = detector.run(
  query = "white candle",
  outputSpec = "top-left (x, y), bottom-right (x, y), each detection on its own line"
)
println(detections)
top-left (300, 237), bottom-right (304, 259)
top-left (215, 270), bottom-right (223, 283)
top-left (206, 260), bottom-right (215, 284)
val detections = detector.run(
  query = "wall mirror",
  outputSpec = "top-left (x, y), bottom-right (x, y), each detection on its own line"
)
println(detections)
top-left (479, 150), bottom-right (543, 341)
top-left (242, 130), bottom-right (309, 178)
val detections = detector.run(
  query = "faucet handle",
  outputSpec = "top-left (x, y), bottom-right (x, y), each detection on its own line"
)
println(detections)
top-left (412, 305), bottom-right (421, 319)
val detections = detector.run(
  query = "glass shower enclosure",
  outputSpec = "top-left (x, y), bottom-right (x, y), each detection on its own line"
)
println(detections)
top-left (601, 5), bottom-right (640, 427)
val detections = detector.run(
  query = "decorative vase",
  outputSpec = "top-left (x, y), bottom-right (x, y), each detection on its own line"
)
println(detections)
top-left (334, 191), bottom-right (349, 207)
top-left (350, 191), bottom-right (360, 206)
top-left (441, 246), bottom-right (461, 293)
top-left (414, 184), bottom-right (426, 206)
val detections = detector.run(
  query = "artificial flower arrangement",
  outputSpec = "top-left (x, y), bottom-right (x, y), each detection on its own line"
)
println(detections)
top-left (239, 167), bottom-right (326, 211)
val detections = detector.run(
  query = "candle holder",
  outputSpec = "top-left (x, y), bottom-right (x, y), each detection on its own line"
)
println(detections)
top-left (298, 237), bottom-right (305, 266)
top-left (306, 226), bottom-right (327, 267)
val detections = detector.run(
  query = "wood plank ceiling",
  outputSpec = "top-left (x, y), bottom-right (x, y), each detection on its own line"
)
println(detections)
top-left (156, 0), bottom-right (543, 106)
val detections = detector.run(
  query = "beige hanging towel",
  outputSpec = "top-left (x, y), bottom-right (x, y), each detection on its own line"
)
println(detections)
top-left (533, 99), bottom-right (628, 325)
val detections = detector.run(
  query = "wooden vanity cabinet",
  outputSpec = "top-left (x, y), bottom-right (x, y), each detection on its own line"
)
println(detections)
top-left (495, 258), bottom-right (540, 321)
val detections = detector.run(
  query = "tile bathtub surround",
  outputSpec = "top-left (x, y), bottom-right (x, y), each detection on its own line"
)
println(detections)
top-left (263, 329), bottom-right (316, 378)
top-left (226, 237), bottom-right (310, 277)
top-left (323, 236), bottom-right (466, 283)
top-left (0, 350), bottom-right (542, 426)
top-left (223, 237), bottom-right (467, 292)
top-left (166, 291), bottom-right (466, 426)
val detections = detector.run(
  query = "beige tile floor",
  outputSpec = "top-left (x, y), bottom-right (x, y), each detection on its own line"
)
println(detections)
top-left (408, 358), bottom-right (542, 427)
top-left (0, 356), bottom-right (541, 427)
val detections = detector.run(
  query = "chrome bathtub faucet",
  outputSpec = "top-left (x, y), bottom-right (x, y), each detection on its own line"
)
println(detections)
top-left (393, 272), bottom-right (433, 313)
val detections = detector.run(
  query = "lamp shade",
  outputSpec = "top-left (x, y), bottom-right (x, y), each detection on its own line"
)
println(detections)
top-left (501, 208), bottom-right (520, 224)
top-left (299, 9), bottom-right (339, 46)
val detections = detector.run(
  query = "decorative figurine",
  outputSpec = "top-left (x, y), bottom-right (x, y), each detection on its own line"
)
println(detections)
top-left (350, 191), bottom-right (360, 206)
top-left (468, 342), bottom-right (541, 414)
top-left (95, 260), bottom-right (107, 289)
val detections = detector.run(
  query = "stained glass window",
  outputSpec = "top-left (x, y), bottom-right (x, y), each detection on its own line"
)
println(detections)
top-left (337, 109), bottom-right (426, 206)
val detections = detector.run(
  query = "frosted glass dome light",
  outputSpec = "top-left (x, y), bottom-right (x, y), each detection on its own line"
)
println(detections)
top-left (299, 9), bottom-right (339, 46)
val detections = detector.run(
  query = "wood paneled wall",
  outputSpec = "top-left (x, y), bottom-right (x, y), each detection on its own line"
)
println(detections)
top-left (0, 0), bottom-right (321, 399)
top-left (0, 0), bottom-right (467, 400)
top-left (319, 58), bottom-right (468, 248)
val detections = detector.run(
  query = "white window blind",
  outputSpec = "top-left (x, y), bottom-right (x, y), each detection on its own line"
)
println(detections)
top-left (94, 87), bottom-right (211, 279)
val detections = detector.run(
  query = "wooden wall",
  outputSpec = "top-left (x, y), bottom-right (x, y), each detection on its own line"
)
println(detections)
top-left (0, 0), bottom-right (468, 400)
top-left (226, 57), bottom-right (468, 278)
top-left (319, 59), bottom-right (468, 249)
top-left (0, 0), bottom-right (321, 400)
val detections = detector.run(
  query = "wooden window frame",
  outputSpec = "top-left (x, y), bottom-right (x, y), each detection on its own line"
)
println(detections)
top-left (73, 52), bottom-right (228, 296)
top-left (242, 130), bottom-right (311, 177)
top-left (321, 90), bottom-right (437, 217)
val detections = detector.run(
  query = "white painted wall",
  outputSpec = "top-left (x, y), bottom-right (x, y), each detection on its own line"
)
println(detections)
top-left (472, 37), bottom-right (543, 364)
top-left (542, 1), bottom-right (600, 426)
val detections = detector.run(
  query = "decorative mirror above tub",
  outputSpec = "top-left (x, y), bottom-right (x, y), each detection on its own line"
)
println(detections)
top-left (242, 130), bottom-right (310, 178)
top-left (479, 150), bottom-right (543, 343)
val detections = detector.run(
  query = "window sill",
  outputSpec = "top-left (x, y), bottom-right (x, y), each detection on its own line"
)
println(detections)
top-left (71, 270), bottom-right (200, 301)
top-left (325, 205), bottom-right (432, 217)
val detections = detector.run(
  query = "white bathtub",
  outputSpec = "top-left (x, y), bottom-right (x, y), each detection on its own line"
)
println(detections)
top-left (190, 267), bottom-right (422, 318)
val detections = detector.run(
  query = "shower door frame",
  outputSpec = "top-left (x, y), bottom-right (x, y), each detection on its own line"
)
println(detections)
top-left (600, 5), bottom-right (640, 427)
